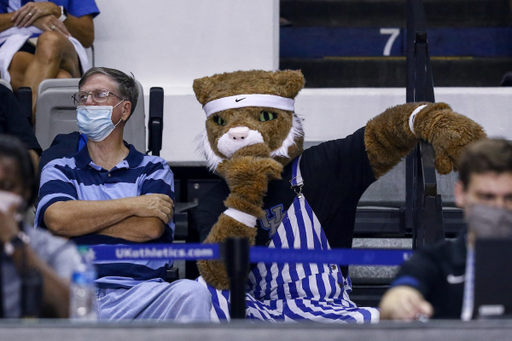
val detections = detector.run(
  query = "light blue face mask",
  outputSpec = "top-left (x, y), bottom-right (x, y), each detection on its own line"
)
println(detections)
top-left (76, 101), bottom-right (124, 142)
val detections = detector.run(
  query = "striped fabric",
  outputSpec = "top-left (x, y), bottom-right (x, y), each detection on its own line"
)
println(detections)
top-left (199, 157), bottom-right (379, 322)
top-left (35, 144), bottom-right (175, 289)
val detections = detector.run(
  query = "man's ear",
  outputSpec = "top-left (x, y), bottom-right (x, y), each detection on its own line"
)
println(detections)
top-left (454, 180), bottom-right (466, 208)
top-left (121, 101), bottom-right (132, 121)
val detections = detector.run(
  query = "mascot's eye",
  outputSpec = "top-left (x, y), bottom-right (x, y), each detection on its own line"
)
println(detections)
top-left (213, 115), bottom-right (226, 126)
top-left (259, 111), bottom-right (277, 122)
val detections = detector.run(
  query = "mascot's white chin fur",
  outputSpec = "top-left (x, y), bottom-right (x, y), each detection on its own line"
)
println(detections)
top-left (198, 113), bottom-right (304, 172)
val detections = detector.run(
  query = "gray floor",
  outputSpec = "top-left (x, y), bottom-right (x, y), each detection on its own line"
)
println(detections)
top-left (2, 320), bottom-right (512, 341)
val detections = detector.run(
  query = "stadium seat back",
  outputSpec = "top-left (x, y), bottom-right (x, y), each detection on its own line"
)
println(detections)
top-left (35, 78), bottom-right (146, 152)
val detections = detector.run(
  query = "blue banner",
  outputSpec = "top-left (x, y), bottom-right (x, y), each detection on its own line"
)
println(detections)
top-left (89, 243), bottom-right (220, 261)
top-left (88, 243), bottom-right (412, 266)
top-left (250, 246), bottom-right (411, 265)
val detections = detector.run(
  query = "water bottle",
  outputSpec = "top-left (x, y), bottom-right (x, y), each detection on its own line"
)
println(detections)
top-left (69, 246), bottom-right (97, 320)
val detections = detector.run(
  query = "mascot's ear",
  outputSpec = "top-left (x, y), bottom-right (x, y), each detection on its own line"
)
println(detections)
top-left (193, 76), bottom-right (215, 106)
top-left (272, 70), bottom-right (305, 99)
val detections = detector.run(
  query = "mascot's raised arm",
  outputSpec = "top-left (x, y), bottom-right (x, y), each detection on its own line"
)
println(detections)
top-left (192, 69), bottom-right (486, 322)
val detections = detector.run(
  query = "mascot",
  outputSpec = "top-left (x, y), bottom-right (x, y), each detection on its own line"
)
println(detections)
top-left (192, 70), bottom-right (485, 322)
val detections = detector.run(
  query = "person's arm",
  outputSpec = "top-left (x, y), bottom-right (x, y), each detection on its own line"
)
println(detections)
top-left (379, 285), bottom-right (433, 321)
top-left (44, 194), bottom-right (174, 238)
top-left (0, 208), bottom-right (69, 318)
top-left (10, 245), bottom-right (70, 317)
top-left (97, 216), bottom-right (167, 243)
top-left (379, 246), bottom-right (442, 321)
top-left (0, 12), bottom-right (15, 32)
top-left (28, 149), bottom-right (40, 174)
top-left (11, 2), bottom-right (94, 48)
top-left (11, 2), bottom-right (61, 27)
top-left (62, 14), bottom-right (94, 48)
top-left (99, 156), bottom-right (175, 242)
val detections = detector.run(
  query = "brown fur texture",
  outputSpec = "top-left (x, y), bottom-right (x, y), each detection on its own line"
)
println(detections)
top-left (194, 69), bottom-right (486, 290)
top-left (193, 69), bottom-right (305, 105)
top-left (218, 144), bottom-right (283, 217)
top-left (197, 214), bottom-right (259, 289)
top-left (193, 70), bottom-right (304, 289)
top-left (365, 102), bottom-right (487, 178)
top-left (205, 107), bottom-right (296, 161)
top-left (197, 143), bottom-right (283, 289)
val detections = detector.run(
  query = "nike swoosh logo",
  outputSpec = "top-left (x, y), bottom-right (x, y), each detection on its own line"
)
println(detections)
top-left (447, 274), bottom-right (465, 284)
top-left (235, 98), bottom-right (246, 102)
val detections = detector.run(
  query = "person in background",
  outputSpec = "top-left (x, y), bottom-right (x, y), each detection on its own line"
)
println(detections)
top-left (0, 82), bottom-right (41, 170)
top-left (379, 138), bottom-right (512, 320)
top-left (35, 67), bottom-right (211, 321)
top-left (0, 0), bottom-right (100, 121)
top-left (0, 134), bottom-right (80, 318)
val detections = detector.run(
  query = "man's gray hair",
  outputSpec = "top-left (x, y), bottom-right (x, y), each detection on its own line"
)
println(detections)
top-left (79, 67), bottom-right (139, 117)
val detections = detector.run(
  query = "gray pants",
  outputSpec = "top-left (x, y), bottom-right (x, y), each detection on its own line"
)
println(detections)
top-left (97, 279), bottom-right (212, 321)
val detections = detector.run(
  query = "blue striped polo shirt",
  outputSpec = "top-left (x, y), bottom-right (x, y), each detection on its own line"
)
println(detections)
top-left (35, 143), bottom-right (175, 289)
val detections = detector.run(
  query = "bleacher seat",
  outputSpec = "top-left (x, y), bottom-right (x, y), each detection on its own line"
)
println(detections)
top-left (357, 158), bottom-right (464, 236)
top-left (34, 78), bottom-right (146, 152)
top-left (351, 160), bottom-right (464, 306)
top-left (187, 179), bottom-right (222, 204)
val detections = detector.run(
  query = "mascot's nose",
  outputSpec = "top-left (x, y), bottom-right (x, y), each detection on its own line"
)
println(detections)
top-left (228, 126), bottom-right (249, 141)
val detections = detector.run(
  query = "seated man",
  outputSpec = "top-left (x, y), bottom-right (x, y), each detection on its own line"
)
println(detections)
top-left (0, 0), bottom-right (99, 119)
top-left (0, 135), bottom-right (80, 318)
top-left (379, 138), bottom-right (512, 320)
top-left (35, 67), bottom-right (211, 321)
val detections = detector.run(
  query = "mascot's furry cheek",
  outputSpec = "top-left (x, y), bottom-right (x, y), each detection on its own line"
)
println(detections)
top-left (217, 127), bottom-right (264, 158)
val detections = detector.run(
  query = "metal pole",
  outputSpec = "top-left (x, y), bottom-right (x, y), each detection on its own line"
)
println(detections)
top-left (224, 237), bottom-right (249, 320)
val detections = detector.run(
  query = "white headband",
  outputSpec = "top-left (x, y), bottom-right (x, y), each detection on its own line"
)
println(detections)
top-left (203, 94), bottom-right (295, 117)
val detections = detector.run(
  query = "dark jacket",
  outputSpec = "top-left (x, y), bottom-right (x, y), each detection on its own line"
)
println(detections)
top-left (391, 234), bottom-right (467, 319)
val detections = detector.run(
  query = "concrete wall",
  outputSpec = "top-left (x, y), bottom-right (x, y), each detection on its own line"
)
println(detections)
top-left (93, 0), bottom-right (279, 88)
top-left (91, 1), bottom-right (510, 163)
top-left (92, 0), bottom-right (279, 160)
top-left (161, 87), bottom-right (512, 163)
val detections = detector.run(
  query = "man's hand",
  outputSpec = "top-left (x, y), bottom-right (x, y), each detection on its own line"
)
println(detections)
top-left (32, 15), bottom-right (70, 36)
top-left (129, 194), bottom-right (174, 224)
top-left (12, 1), bottom-right (60, 28)
top-left (379, 286), bottom-right (434, 321)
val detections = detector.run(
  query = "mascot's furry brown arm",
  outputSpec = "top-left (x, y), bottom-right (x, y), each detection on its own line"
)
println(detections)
top-left (193, 70), bottom-right (486, 290)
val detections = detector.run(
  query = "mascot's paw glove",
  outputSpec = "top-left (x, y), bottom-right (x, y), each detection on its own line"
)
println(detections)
top-left (217, 143), bottom-right (283, 218)
top-left (365, 102), bottom-right (486, 178)
top-left (413, 103), bottom-right (487, 174)
top-left (198, 212), bottom-right (260, 290)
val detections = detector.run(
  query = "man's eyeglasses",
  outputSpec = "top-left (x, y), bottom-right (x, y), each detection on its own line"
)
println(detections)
top-left (72, 89), bottom-right (125, 106)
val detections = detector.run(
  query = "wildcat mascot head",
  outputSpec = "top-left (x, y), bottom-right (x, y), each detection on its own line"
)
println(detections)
top-left (193, 70), bottom-right (306, 171)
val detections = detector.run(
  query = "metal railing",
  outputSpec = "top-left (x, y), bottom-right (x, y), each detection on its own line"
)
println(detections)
top-left (405, 0), bottom-right (445, 249)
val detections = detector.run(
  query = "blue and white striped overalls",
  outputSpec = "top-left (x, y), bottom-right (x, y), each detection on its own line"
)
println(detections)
top-left (198, 156), bottom-right (379, 322)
